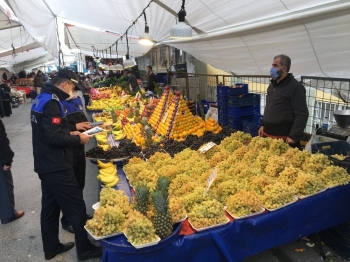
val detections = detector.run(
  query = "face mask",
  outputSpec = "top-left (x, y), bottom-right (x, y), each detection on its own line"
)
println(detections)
top-left (270, 67), bottom-right (281, 80)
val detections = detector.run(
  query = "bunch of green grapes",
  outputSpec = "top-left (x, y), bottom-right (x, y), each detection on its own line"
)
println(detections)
top-left (213, 179), bottom-right (249, 204)
top-left (282, 148), bottom-right (311, 168)
top-left (229, 163), bottom-right (261, 179)
top-left (130, 169), bottom-right (159, 190)
top-left (173, 148), bottom-right (199, 162)
top-left (241, 149), bottom-right (259, 165)
top-left (169, 174), bottom-right (197, 196)
top-left (277, 166), bottom-right (301, 186)
top-left (159, 165), bottom-right (181, 180)
top-left (209, 149), bottom-right (230, 167)
top-left (100, 188), bottom-right (129, 207)
top-left (261, 182), bottom-right (296, 209)
top-left (169, 196), bottom-right (187, 223)
top-left (183, 187), bottom-right (208, 212)
top-left (188, 199), bottom-right (227, 229)
top-left (249, 175), bottom-right (274, 195)
top-left (123, 161), bottom-right (148, 181)
top-left (229, 131), bottom-right (252, 144)
top-left (248, 136), bottom-right (271, 150)
top-left (254, 149), bottom-right (271, 171)
top-left (85, 205), bottom-right (125, 237)
top-left (226, 190), bottom-right (262, 217)
top-left (268, 138), bottom-right (290, 155)
top-left (204, 145), bottom-right (221, 160)
top-left (219, 139), bottom-right (244, 153)
top-left (232, 145), bottom-right (249, 161)
top-left (123, 210), bottom-right (159, 245)
top-left (302, 153), bottom-right (330, 174)
top-left (320, 166), bottom-right (350, 187)
top-left (265, 155), bottom-right (288, 177)
top-left (147, 152), bottom-right (174, 171)
top-left (127, 156), bottom-right (144, 165)
top-left (294, 172), bottom-right (326, 196)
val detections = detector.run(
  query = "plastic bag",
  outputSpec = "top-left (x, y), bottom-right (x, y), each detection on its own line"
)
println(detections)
top-left (90, 88), bottom-right (97, 96)
top-left (205, 107), bottom-right (218, 123)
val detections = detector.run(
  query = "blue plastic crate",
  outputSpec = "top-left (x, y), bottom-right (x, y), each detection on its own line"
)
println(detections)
top-left (217, 86), bottom-right (229, 96)
top-left (254, 114), bottom-right (263, 126)
top-left (253, 105), bottom-right (260, 114)
top-left (217, 104), bottom-right (227, 111)
top-left (243, 121), bottom-right (260, 137)
top-left (227, 106), bottom-right (255, 117)
top-left (227, 93), bottom-right (261, 107)
top-left (201, 99), bottom-right (214, 114)
top-left (227, 84), bottom-right (248, 96)
top-left (216, 95), bottom-right (227, 105)
top-left (227, 115), bottom-right (254, 130)
top-left (218, 107), bottom-right (227, 117)
top-left (311, 141), bottom-right (350, 173)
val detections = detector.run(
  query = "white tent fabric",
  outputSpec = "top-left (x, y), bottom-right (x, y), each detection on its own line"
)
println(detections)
top-left (6, 0), bottom-right (350, 78)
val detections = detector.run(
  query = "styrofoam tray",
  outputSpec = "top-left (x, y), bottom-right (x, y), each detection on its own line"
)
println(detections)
top-left (225, 207), bottom-right (265, 220)
top-left (124, 233), bottom-right (161, 249)
top-left (297, 188), bottom-right (327, 199)
top-left (84, 226), bottom-right (123, 240)
top-left (188, 217), bottom-right (230, 232)
top-left (328, 183), bottom-right (344, 189)
top-left (175, 214), bottom-right (187, 224)
top-left (263, 196), bottom-right (298, 212)
top-left (92, 202), bottom-right (100, 210)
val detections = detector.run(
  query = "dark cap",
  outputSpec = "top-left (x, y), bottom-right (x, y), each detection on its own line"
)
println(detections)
top-left (54, 69), bottom-right (84, 90)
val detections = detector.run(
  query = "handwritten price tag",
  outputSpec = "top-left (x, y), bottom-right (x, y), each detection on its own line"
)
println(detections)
top-left (198, 142), bottom-right (216, 154)
top-left (205, 168), bottom-right (217, 195)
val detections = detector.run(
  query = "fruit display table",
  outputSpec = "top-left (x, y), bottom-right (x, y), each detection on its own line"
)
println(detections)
top-left (97, 169), bottom-right (350, 262)
top-left (13, 86), bottom-right (34, 95)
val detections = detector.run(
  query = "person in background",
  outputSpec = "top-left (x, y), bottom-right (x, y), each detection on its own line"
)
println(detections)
top-left (0, 82), bottom-right (12, 117)
top-left (2, 72), bottom-right (8, 83)
top-left (115, 70), bottom-right (122, 79)
top-left (81, 76), bottom-right (91, 109)
top-left (127, 70), bottom-right (138, 92)
top-left (30, 69), bottom-right (101, 261)
top-left (34, 70), bottom-right (45, 94)
top-left (0, 86), bottom-right (4, 118)
top-left (18, 70), bottom-right (26, 79)
top-left (258, 54), bottom-right (309, 147)
top-left (0, 119), bottom-right (25, 224)
top-left (146, 65), bottom-right (157, 93)
top-left (10, 74), bottom-right (17, 84)
top-left (60, 85), bottom-right (91, 233)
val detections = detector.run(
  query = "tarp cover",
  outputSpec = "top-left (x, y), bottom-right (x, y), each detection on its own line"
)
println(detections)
top-left (5, 0), bottom-right (350, 78)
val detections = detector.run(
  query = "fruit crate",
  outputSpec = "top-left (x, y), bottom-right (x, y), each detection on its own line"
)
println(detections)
top-left (254, 114), bottom-right (263, 126)
top-left (227, 93), bottom-right (260, 107)
top-left (311, 141), bottom-right (350, 173)
top-left (243, 121), bottom-right (260, 137)
top-left (227, 115), bottom-right (254, 130)
top-left (217, 84), bottom-right (248, 96)
top-left (218, 104), bottom-right (227, 111)
top-left (216, 95), bottom-right (227, 105)
top-left (226, 106), bottom-right (255, 117)
top-left (218, 107), bottom-right (227, 117)
top-left (253, 105), bottom-right (260, 114)
top-left (218, 115), bottom-right (228, 126)
top-left (200, 99), bottom-right (214, 114)
top-left (320, 225), bottom-right (350, 260)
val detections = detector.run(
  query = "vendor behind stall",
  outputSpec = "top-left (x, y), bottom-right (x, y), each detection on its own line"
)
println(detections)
top-left (258, 54), bottom-right (309, 147)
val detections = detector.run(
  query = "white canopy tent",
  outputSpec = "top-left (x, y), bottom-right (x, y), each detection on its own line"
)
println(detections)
top-left (3, 0), bottom-right (350, 78)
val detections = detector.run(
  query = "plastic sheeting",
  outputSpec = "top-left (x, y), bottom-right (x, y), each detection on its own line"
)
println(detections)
top-left (5, 0), bottom-right (350, 78)
top-left (99, 183), bottom-right (350, 262)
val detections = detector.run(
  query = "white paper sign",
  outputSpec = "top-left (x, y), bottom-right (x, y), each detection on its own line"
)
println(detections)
top-left (205, 168), bottom-right (217, 194)
top-left (199, 142), bottom-right (217, 154)
top-left (83, 127), bottom-right (106, 136)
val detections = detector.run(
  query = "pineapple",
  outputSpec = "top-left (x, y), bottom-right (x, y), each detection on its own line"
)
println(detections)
top-left (134, 184), bottom-right (150, 216)
top-left (134, 109), bottom-right (141, 124)
top-left (152, 191), bottom-right (173, 239)
top-left (145, 126), bottom-right (153, 147)
top-left (156, 176), bottom-right (170, 198)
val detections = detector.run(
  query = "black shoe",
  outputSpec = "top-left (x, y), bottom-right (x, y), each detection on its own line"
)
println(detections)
top-left (78, 245), bottom-right (102, 261)
top-left (45, 242), bottom-right (75, 260)
top-left (62, 223), bottom-right (74, 233)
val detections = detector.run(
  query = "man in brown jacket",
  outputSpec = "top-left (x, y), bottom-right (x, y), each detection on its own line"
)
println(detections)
top-left (33, 70), bottom-right (45, 94)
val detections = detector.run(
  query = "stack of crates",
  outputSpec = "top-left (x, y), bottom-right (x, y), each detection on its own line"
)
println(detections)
top-left (243, 114), bottom-right (263, 137)
top-left (217, 83), bottom-right (260, 131)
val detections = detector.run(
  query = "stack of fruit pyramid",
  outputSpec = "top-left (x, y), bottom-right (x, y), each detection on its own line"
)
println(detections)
top-left (148, 86), bottom-right (174, 131)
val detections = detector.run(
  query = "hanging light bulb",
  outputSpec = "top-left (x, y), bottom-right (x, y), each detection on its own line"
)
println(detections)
top-left (138, 12), bottom-right (154, 46)
top-left (124, 31), bottom-right (137, 68)
top-left (113, 40), bottom-right (124, 71)
top-left (170, 0), bottom-right (192, 38)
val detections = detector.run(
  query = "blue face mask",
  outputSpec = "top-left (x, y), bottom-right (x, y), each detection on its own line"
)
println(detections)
top-left (270, 67), bottom-right (280, 80)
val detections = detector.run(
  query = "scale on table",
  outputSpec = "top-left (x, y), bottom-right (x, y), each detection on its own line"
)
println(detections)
top-left (315, 110), bottom-right (350, 142)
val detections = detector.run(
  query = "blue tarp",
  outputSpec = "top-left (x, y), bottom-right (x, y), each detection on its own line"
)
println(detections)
top-left (98, 167), bottom-right (350, 262)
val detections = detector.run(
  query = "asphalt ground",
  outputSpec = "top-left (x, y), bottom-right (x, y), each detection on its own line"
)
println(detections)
top-left (0, 99), bottom-right (348, 262)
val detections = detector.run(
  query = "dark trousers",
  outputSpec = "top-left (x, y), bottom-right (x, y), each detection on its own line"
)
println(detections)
top-left (2, 100), bottom-right (11, 116)
top-left (0, 168), bottom-right (16, 224)
top-left (39, 169), bottom-right (90, 255)
top-left (0, 99), bottom-right (4, 117)
top-left (83, 95), bottom-right (90, 109)
top-left (61, 153), bottom-right (86, 226)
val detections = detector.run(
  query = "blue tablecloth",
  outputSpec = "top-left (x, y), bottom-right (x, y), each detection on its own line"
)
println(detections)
top-left (98, 170), bottom-right (350, 262)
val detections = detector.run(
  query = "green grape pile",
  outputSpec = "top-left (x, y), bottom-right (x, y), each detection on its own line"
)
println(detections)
top-left (123, 210), bottom-right (159, 245)
top-left (232, 145), bottom-right (249, 160)
top-left (209, 149), bottom-right (230, 167)
top-left (183, 187), bottom-right (208, 212)
top-left (213, 179), bottom-right (249, 204)
top-left (169, 174), bottom-right (197, 196)
top-left (265, 155), bottom-right (288, 177)
top-left (219, 139), bottom-right (244, 153)
top-left (169, 196), bottom-right (187, 223)
top-left (99, 188), bottom-right (132, 217)
top-left (249, 175), bottom-right (274, 195)
top-left (268, 138), bottom-right (290, 155)
top-left (228, 131), bottom-right (252, 144)
top-left (85, 205), bottom-right (125, 237)
top-left (188, 199), bottom-right (227, 229)
top-left (248, 136), bottom-right (272, 150)
top-left (261, 182), bottom-right (296, 209)
top-left (277, 166), bottom-right (301, 186)
top-left (226, 190), bottom-right (262, 217)
top-left (254, 149), bottom-right (271, 171)
top-left (320, 166), bottom-right (350, 187)
top-left (294, 172), bottom-right (325, 196)
top-left (302, 153), bottom-right (331, 174)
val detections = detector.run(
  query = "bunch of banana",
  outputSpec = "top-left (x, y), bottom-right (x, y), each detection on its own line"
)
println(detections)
top-left (113, 129), bottom-right (126, 140)
top-left (97, 160), bottom-right (119, 187)
top-left (95, 133), bottom-right (108, 145)
top-left (98, 144), bottom-right (110, 151)
top-left (112, 121), bottom-right (123, 131)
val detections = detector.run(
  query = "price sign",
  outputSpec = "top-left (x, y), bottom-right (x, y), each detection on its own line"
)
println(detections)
top-left (108, 133), bottom-right (118, 147)
top-left (204, 168), bottom-right (217, 195)
top-left (198, 142), bottom-right (217, 154)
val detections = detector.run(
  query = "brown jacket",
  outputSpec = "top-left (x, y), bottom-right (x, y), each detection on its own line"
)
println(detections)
top-left (33, 75), bottom-right (45, 87)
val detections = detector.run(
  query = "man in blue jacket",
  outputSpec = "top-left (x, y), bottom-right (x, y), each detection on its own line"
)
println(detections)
top-left (30, 69), bottom-right (101, 261)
